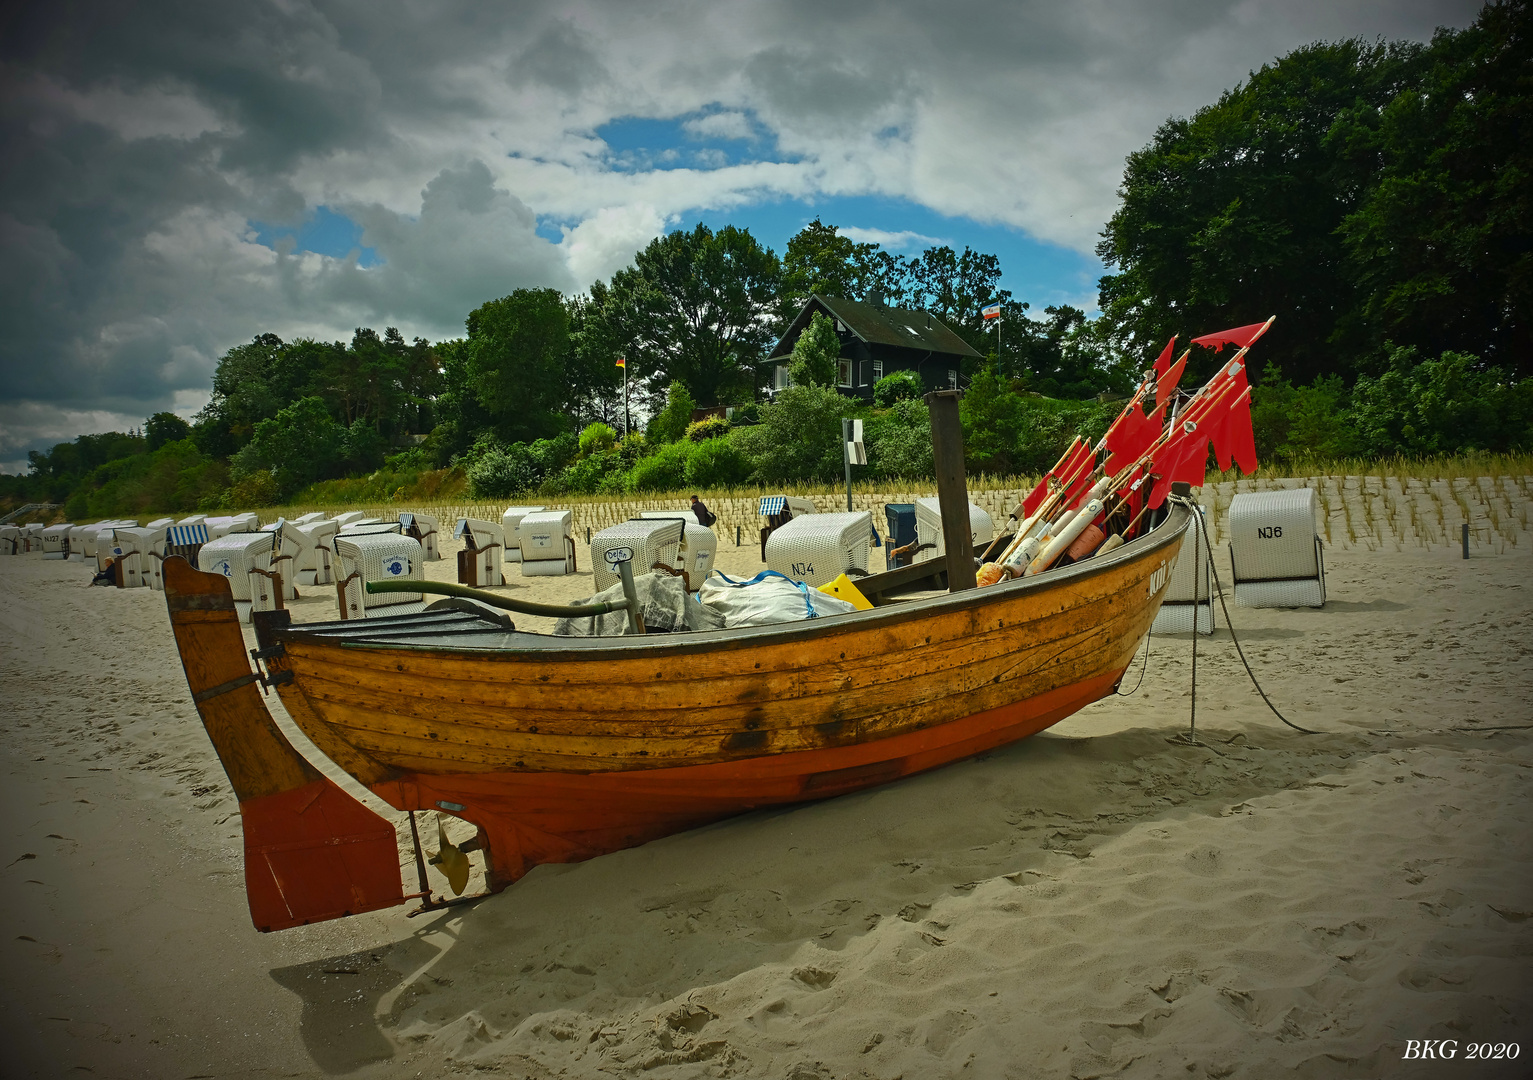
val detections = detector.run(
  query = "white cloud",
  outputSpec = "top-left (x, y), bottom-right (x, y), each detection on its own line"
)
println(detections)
top-left (840, 226), bottom-right (944, 250)
top-left (560, 204), bottom-right (667, 287)
top-left (682, 111), bottom-right (755, 141)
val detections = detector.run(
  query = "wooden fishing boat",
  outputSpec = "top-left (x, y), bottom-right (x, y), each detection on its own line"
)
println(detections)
top-left (160, 498), bottom-right (1193, 932)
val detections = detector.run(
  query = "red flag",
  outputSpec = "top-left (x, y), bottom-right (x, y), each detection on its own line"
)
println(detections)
top-left (1191, 322), bottom-right (1269, 353)
top-left (1023, 438), bottom-right (1092, 518)
top-left (1155, 352), bottom-right (1187, 410)
top-left (1152, 337), bottom-right (1176, 376)
top-left (1223, 386), bottom-right (1258, 474)
top-left (1103, 400), bottom-right (1164, 478)
top-left (1147, 418), bottom-right (1212, 508)
top-left (1199, 358), bottom-right (1258, 475)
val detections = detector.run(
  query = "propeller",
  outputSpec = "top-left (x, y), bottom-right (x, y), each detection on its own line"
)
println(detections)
top-left (426, 815), bottom-right (471, 896)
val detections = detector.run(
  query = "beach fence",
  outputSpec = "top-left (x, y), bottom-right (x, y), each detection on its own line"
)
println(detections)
top-left (184, 472), bottom-right (1533, 570)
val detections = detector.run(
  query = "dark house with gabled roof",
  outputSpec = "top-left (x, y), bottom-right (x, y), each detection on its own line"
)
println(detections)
top-left (763, 293), bottom-right (983, 402)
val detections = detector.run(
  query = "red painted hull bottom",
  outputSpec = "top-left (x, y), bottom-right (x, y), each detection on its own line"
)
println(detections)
top-left (371, 668), bottom-right (1125, 890)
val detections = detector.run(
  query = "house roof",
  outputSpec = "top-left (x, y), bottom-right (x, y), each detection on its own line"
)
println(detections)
top-left (767, 294), bottom-right (983, 362)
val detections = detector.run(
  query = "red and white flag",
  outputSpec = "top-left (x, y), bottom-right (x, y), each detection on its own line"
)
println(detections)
top-left (981, 302), bottom-right (1002, 320)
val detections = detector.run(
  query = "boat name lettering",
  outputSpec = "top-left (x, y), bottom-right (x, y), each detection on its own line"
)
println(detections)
top-left (1148, 562), bottom-right (1169, 596)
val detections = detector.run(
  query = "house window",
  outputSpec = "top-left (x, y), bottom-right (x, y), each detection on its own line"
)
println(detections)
top-left (947, 369), bottom-right (958, 389)
top-left (774, 364), bottom-right (790, 389)
top-left (872, 359), bottom-right (883, 382)
top-left (838, 358), bottom-right (853, 387)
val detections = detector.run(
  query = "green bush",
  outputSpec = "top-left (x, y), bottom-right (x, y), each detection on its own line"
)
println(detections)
top-left (1350, 347), bottom-right (1533, 456)
top-left (867, 398), bottom-right (933, 479)
top-left (873, 370), bottom-right (924, 407)
top-left (545, 450), bottom-right (625, 494)
top-left (627, 440), bottom-right (693, 492)
top-left (685, 416), bottom-right (730, 442)
top-left (684, 437), bottom-right (752, 488)
top-left (226, 470), bottom-right (280, 509)
top-left (731, 384), bottom-right (851, 483)
top-left (647, 382), bottom-right (698, 444)
top-left (578, 422), bottom-right (618, 457)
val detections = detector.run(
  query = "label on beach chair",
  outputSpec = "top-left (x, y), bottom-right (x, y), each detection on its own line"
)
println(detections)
top-left (603, 546), bottom-right (634, 565)
top-left (382, 557), bottom-right (410, 577)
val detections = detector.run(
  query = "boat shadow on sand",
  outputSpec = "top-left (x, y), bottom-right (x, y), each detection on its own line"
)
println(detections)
top-left (273, 722), bottom-right (1372, 1072)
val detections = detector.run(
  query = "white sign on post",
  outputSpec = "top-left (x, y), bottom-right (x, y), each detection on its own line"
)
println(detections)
top-left (845, 419), bottom-right (867, 465)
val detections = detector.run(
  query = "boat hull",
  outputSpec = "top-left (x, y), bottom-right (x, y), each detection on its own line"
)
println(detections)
top-left (259, 505), bottom-right (1189, 891)
top-left (369, 667), bottom-right (1122, 888)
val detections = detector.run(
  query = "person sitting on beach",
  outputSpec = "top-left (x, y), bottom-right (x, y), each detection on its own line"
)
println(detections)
top-left (91, 558), bottom-right (117, 587)
top-left (690, 495), bottom-right (716, 527)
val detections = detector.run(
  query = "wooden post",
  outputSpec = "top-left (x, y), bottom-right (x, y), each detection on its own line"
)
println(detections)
top-left (925, 389), bottom-right (976, 592)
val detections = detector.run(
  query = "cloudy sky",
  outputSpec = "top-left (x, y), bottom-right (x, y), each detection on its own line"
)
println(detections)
top-left (0, 0), bottom-right (1482, 472)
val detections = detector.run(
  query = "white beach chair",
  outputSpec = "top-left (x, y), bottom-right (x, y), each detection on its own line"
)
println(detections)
top-left (21, 523), bottom-right (47, 553)
top-left (164, 522), bottom-right (209, 569)
top-left (258, 520), bottom-right (310, 600)
top-left (333, 511), bottom-right (368, 528)
top-left (398, 512), bottom-right (441, 560)
top-left (1152, 505), bottom-right (1214, 634)
top-left (912, 498), bottom-right (994, 564)
top-left (334, 532), bottom-right (426, 620)
top-left (109, 527), bottom-right (160, 588)
top-left (456, 518), bottom-right (505, 586)
top-left (500, 505), bottom-right (546, 564)
top-left (519, 510), bottom-right (576, 577)
top-left (637, 511), bottom-right (717, 591)
top-left (292, 512), bottom-right (326, 525)
top-left (1228, 489), bottom-right (1326, 608)
top-left (757, 495), bottom-right (817, 560)
top-left (0, 525), bottom-right (21, 555)
top-left (68, 522), bottom-right (103, 560)
top-left (590, 518), bottom-right (684, 593)
top-left (41, 523), bottom-right (74, 559)
top-left (295, 519), bottom-right (338, 586)
top-left (198, 531), bottom-right (282, 622)
top-left (765, 512), bottom-right (873, 587)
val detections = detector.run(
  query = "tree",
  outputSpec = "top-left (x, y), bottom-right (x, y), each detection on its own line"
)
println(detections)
top-left (1096, 39), bottom-right (1429, 386)
top-left (788, 311), bottom-right (840, 387)
top-left (602, 224), bottom-right (781, 405)
top-left (1336, 1), bottom-right (1532, 374)
top-left (647, 382), bottom-right (698, 443)
top-left (464, 289), bottom-right (571, 444)
top-left (231, 396), bottom-right (346, 499)
top-left (780, 218), bottom-right (881, 313)
top-left (1097, 4), bottom-right (1532, 385)
top-left (145, 412), bottom-right (191, 451)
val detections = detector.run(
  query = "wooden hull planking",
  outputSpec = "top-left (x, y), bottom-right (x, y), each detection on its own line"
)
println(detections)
top-left (257, 509), bottom-right (1188, 890)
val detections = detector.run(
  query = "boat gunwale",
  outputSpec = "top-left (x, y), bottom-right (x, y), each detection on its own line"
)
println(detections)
top-left (271, 502), bottom-right (1191, 661)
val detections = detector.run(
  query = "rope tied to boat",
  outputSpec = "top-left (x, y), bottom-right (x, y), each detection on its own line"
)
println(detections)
top-left (1170, 494), bottom-right (1324, 737)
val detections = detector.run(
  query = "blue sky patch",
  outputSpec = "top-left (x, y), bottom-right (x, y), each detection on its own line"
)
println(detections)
top-left (595, 106), bottom-right (798, 172)
top-left (249, 205), bottom-right (380, 267)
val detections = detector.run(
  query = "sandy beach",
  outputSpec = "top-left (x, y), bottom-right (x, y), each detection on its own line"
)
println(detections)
top-left (3, 502), bottom-right (1530, 1079)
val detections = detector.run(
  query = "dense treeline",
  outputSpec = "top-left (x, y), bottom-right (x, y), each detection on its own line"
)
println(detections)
top-left (5, 0), bottom-right (1530, 516)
